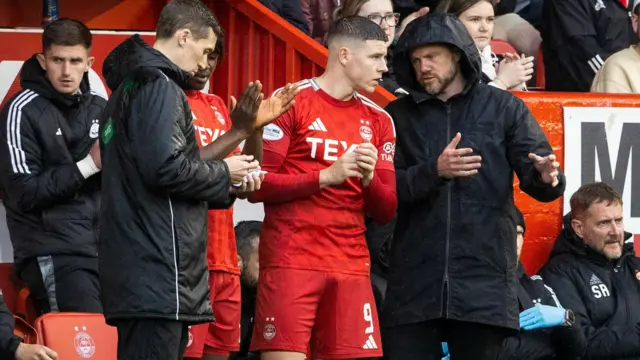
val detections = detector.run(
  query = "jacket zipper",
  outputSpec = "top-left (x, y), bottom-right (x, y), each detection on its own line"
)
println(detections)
top-left (442, 102), bottom-right (452, 318)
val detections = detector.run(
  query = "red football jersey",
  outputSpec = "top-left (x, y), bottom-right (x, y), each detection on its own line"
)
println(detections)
top-left (186, 90), bottom-right (241, 275)
top-left (256, 78), bottom-right (396, 275)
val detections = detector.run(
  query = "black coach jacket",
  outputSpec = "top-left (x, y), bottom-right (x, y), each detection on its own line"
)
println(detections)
top-left (497, 263), bottom-right (586, 360)
top-left (0, 56), bottom-right (105, 270)
top-left (541, 0), bottom-right (635, 91)
top-left (98, 35), bottom-right (233, 324)
top-left (540, 213), bottom-right (640, 359)
top-left (382, 13), bottom-right (566, 331)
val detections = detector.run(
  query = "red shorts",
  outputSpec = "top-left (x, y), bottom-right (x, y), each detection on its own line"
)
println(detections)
top-left (251, 268), bottom-right (382, 359)
top-left (184, 271), bottom-right (241, 358)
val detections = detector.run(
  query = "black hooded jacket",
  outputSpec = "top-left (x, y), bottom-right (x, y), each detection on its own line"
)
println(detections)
top-left (98, 35), bottom-right (233, 324)
top-left (382, 13), bottom-right (565, 330)
top-left (0, 55), bottom-right (105, 270)
top-left (539, 213), bottom-right (640, 359)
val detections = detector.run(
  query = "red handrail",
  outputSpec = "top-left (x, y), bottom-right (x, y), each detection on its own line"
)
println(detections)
top-left (208, 0), bottom-right (396, 107)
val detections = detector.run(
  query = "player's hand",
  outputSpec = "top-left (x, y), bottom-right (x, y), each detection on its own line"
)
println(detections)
top-left (319, 152), bottom-right (362, 187)
top-left (230, 81), bottom-right (264, 137)
top-left (529, 153), bottom-right (560, 187)
top-left (15, 343), bottom-right (58, 360)
top-left (355, 142), bottom-right (378, 187)
top-left (231, 171), bottom-right (264, 199)
top-left (223, 155), bottom-right (260, 185)
top-left (437, 132), bottom-right (482, 178)
top-left (256, 82), bottom-right (301, 128)
top-left (89, 140), bottom-right (101, 169)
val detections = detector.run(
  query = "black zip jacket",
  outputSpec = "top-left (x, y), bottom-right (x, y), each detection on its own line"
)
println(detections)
top-left (541, 0), bottom-right (635, 91)
top-left (0, 291), bottom-right (21, 359)
top-left (98, 35), bottom-right (233, 325)
top-left (497, 263), bottom-right (586, 360)
top-left (0, 55), bottom-right (105, 270)
top-left (382, 13), bottom-right (566, 331)
top-left (539, 213), bottom-right (640, 360)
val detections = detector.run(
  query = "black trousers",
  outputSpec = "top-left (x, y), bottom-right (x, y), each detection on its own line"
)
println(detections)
top-left (383, 319), bottom-right (512, 360)
top-left (116, 319), bottom-right (190, 360)
top-left (20, 255), bottom-right (102, 315)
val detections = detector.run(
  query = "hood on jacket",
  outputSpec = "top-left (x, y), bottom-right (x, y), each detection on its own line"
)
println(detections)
top-left (102, 35), bottom-right (190, 92)
top-left (549, 212), bottom-right (634, 263)
top-left (20, 54), bottom-right (91, 109)
top-left (392, 12), bottom-right (482, 102)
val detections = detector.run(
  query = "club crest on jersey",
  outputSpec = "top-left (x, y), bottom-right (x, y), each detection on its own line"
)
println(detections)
top-left (212, 106), bottom-right (226, 125)
top-left (359, 120), bottom-right (372, 141)
top-left (263, 317), bottom-right (277, 341)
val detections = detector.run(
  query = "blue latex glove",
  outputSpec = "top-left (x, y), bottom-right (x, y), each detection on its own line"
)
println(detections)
top-left (520, 303), bottom-right (566, 330)
top-left (441, 342), bottom-right (449, 359)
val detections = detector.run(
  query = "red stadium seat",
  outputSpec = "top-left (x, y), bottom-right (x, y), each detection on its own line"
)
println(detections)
top-left (15, 287), bottom-right (37, 325)
top-left (490, 39), bottom-right (518, 56)
top-left (13, 315), bottom-right (38, 344)
top-left (34, 313), bottom-right (117, 359)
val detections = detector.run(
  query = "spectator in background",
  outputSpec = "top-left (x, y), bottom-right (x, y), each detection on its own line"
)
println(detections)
top-left (0, 290), bottom-right (58, 360)
top-left (0, 18), bottom-right (105, 315)
top-left (229, 221), bottom-right (262, 360)
top-left (301, 0), bottom-right (340, 43)
top-left (496, 206), bottom-right (585, 360)
top-left (542, 0), bottom-right (635, 92)
top-left (383, 13), bottom-right (564, 360)
top-left (98, 0), bottom-right (261, 358)
top-left (591, 0), bottom-right (640, 93)
top-left (540, 183), bottom-right (640, 359)
top-left (334, 0), bottom-right (429, 96)
top-left (260, 0), bottom-right (310, 34)
top-left (492, 0), bottom-right (541, 60)
top-left (437, 0), bottom-right (533, 90)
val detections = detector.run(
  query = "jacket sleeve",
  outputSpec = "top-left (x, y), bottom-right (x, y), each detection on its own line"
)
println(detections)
top-left (127, 77), bottom-right (232, 205)
top-left (281, 0), bottom-right (310, 35)
top-left (549, 0), bottom-right (612, 91)
top-left (0, 97), bottom-right (92, 213)
top-left (0, 292), bottom-right (21, 359)
top-left (390, 104), bottom-right (448, 205)
top-left (299, 0), bottom-right (314, 36)
top-left (506, 99), bottom-right (566, 203)
top-left (541, 265), bottom-right (640, 359)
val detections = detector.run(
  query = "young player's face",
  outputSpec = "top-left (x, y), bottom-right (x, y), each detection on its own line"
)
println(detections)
top-left (345, 39), bottom-right (388, 93)
top-left (176, 27), bottom-right (217, 75)
top-left (187, 53), bottom-right (219, 91)
top-left (458, 1), bottom-right (495, 52)
top-left (37, 45), bottom-right (94, 95)
top-left (411, 44), bottom-right (460, 96)
top-left (572, 201), bottom-right (625, 260)
top-left (358, 0), bottom-right (396, 48)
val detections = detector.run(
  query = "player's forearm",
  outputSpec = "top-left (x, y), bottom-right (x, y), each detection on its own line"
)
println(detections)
top-left (363, 170), bottom-right (397, 223)
top-left (241, 128), bottom-right (263, 164)
top-left (199, 128), bottom-right (249, 161)
top-left (248, 171), bottom-right (320, 204)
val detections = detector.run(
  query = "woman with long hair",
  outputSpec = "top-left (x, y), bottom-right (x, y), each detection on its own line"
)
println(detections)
top-left (438, 0), bottom-right (534, 90)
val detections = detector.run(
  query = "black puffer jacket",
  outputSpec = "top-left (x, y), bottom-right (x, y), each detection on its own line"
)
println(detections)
top-left (98, 35), bottom-right (233, 325)
top-left (382, 13), bottom-right (565, 330)
top-left (540, 213), bottom-right (640, 359)
top-left (0, 55), bottom-right (104, 270)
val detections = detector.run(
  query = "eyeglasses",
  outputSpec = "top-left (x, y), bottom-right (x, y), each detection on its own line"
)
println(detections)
top-left (366, 13), bottom-right (401, 27)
